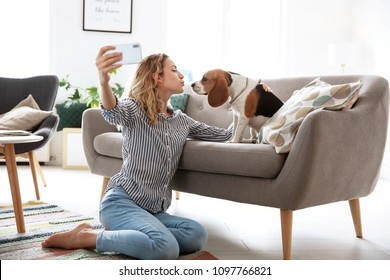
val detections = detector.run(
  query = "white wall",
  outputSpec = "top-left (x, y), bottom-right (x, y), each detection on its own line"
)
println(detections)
top-left (50, 0), bottom-right (168, 103)
top-left (283, 0), bottom-right (390, 79)
top-left (354, 0), bottom-right (390, 79)
top-left (282, 0), bottom-right (357, 76)
top-left (166, 0), bottom-right (283, 80)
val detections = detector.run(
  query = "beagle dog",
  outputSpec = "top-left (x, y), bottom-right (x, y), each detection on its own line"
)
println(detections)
top-left (191, 69), bottom-right (283, 143)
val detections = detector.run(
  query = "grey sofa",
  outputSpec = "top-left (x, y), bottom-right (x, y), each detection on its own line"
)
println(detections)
top-left (82, 75), bottom-right (389, 259)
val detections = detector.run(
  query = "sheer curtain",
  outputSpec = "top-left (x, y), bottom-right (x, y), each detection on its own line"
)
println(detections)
top-left (166, 0), bottom-right (282, 81)
top-left (0, 0), bottom-right (50, 77)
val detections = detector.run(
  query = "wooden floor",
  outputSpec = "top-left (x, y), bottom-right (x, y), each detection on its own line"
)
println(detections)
top-left (1, 164), bottom-right (389, 260)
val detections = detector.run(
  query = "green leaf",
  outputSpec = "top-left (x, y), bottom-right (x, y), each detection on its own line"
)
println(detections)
top-left (59, 78), bottom-right (71, 90)
top-left (59, 74), bottom-right (123, 108)
top-left (68, 89), bottom-right (82, 101)
top-left (90, 100), bottom-right (100, 108)
top-left (112, 83), bottom-right (125, 98)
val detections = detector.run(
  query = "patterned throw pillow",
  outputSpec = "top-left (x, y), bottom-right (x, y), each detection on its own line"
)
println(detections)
top-left (259, 78), bottom-right (362, 153)
top-left (169, 93), bottom-right (189, 112)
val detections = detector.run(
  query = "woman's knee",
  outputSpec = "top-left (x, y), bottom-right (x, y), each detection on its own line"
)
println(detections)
top-left (151, 236), bottom-right (180, 260)
top-left (181, 221), bottom-right (208, 253)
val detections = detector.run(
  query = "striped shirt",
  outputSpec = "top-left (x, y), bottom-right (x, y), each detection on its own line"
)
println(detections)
top-left (101, 98), bottom-right (232, 213)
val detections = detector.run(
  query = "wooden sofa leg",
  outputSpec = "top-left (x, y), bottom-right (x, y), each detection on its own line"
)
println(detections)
top-left (349, 199), bottom-right (363, 238)
top-left (175, 191), bottom-right (180, 200)
top-left (280, 209), bottom-right (293, 260)
top-left (100, 177), bottom-right (110, 202)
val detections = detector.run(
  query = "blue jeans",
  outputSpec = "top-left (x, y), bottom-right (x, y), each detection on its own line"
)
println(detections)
top-left (96, 186), bottom-right (208, 260)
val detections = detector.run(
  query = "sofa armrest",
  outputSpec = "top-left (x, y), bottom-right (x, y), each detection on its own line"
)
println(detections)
top-left (14, 114), bottom-right (60, 154)
top-left (82, 108), bottom-right (118, 172)
top-left (275, 77), bottom-right (389, 210)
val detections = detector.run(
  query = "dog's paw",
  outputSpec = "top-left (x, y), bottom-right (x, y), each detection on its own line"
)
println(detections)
top-left (226, 139), bottom-right (240, 144)
top-left (240, 138), bottom-right (257, 144)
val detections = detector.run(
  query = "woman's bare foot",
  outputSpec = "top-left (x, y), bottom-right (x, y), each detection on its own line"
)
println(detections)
top-left (41, 223), bottom-right (98, 250)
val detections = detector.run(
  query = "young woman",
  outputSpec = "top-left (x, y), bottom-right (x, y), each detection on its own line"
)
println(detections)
top-left (41, 46), bottom-right (232, 259)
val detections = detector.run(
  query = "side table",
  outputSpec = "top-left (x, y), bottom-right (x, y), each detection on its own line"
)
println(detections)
top-left (0, 135), bottom-right (43, 233)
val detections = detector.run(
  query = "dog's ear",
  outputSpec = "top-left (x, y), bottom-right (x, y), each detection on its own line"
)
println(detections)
top-left (208, 76), bottom-right (230, 107)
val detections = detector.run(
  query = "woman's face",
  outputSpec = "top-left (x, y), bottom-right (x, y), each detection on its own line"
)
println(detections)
top-left (157, 58), bottom-right (185, 95)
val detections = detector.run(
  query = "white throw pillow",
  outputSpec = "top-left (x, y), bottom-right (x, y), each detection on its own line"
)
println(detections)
top-left (0, 94), bottom-right (53, 131)
top-left (14, 94), bottom-right (41, 110)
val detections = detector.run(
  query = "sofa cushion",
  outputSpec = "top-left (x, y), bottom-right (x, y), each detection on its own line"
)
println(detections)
top-left (94, 132), bottom-right (123, 159)
top-left (178, 140), bottom-right (287, 178)
top-left (259, 78), bottom-right (362, 153)
top-left (93, 133), bottom-right (286, 179)
top-left (170, 93), bottom-right (189, 112)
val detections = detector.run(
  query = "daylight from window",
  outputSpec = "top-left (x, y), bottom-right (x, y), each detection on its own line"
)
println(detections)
top-left (0, 0), bottom-right (50, 78)
top-left (166, 0), bottom-right (282, 81)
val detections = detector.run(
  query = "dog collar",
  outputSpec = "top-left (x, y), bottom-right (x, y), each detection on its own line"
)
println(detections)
top-left (229, 77), bottom-right (248, 105)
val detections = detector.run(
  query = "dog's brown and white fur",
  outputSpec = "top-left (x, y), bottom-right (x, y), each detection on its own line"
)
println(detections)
top-left (191, 69), bottom-right (283, 143)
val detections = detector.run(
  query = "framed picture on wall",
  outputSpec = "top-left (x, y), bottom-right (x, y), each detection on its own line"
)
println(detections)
top-left (83, 0), bottom-right (133, 33)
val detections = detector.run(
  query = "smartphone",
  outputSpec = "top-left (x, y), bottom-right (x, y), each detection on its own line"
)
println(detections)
top-left (107, 43), bottom-right (142, 65)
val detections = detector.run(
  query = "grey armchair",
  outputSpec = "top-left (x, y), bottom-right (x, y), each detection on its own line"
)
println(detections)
top-left (82, 75), bottom-right (389, 259)
top-left (0, 75), bottom-right (59, 200)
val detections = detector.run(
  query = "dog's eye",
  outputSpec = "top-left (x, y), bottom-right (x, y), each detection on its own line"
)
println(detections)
top-left (201, 76), bottom-right (208, 82)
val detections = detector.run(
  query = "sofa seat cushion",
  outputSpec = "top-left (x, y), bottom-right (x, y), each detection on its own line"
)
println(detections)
top-left (94, 132), bottom-right (123, 159)
top-left (93, 133), bottom-right (286, 179)
top-left (178, 140), bottom-right (287, 178)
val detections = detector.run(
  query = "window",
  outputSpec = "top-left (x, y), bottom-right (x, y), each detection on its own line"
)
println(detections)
top-left (167, 0), bottom-right (282, 81)
top-left (0, 0), bottom-right (50, 77)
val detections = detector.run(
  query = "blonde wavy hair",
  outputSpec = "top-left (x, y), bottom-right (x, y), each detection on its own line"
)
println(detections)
top-left (128, 53), bottom-right (168, 124)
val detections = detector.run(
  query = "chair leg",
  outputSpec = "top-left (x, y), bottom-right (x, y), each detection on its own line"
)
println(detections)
top-left (280, 209), bottom-right (293, 260)
top-left (33, 154), bottom-right (47, 187)
top-left (28, 151), bottom-right (40, 200)
top-left (100, 177), bottom-right (110, 202)
top-left (349, 198), bottom-right (363, 238)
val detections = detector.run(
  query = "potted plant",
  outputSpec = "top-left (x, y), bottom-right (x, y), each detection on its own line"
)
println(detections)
top-left (56, 73), bottom-right (124, 131)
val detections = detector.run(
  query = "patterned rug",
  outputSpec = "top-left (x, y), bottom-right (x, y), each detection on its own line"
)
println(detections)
top-left (0, 201), bottom-right (218, 260)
